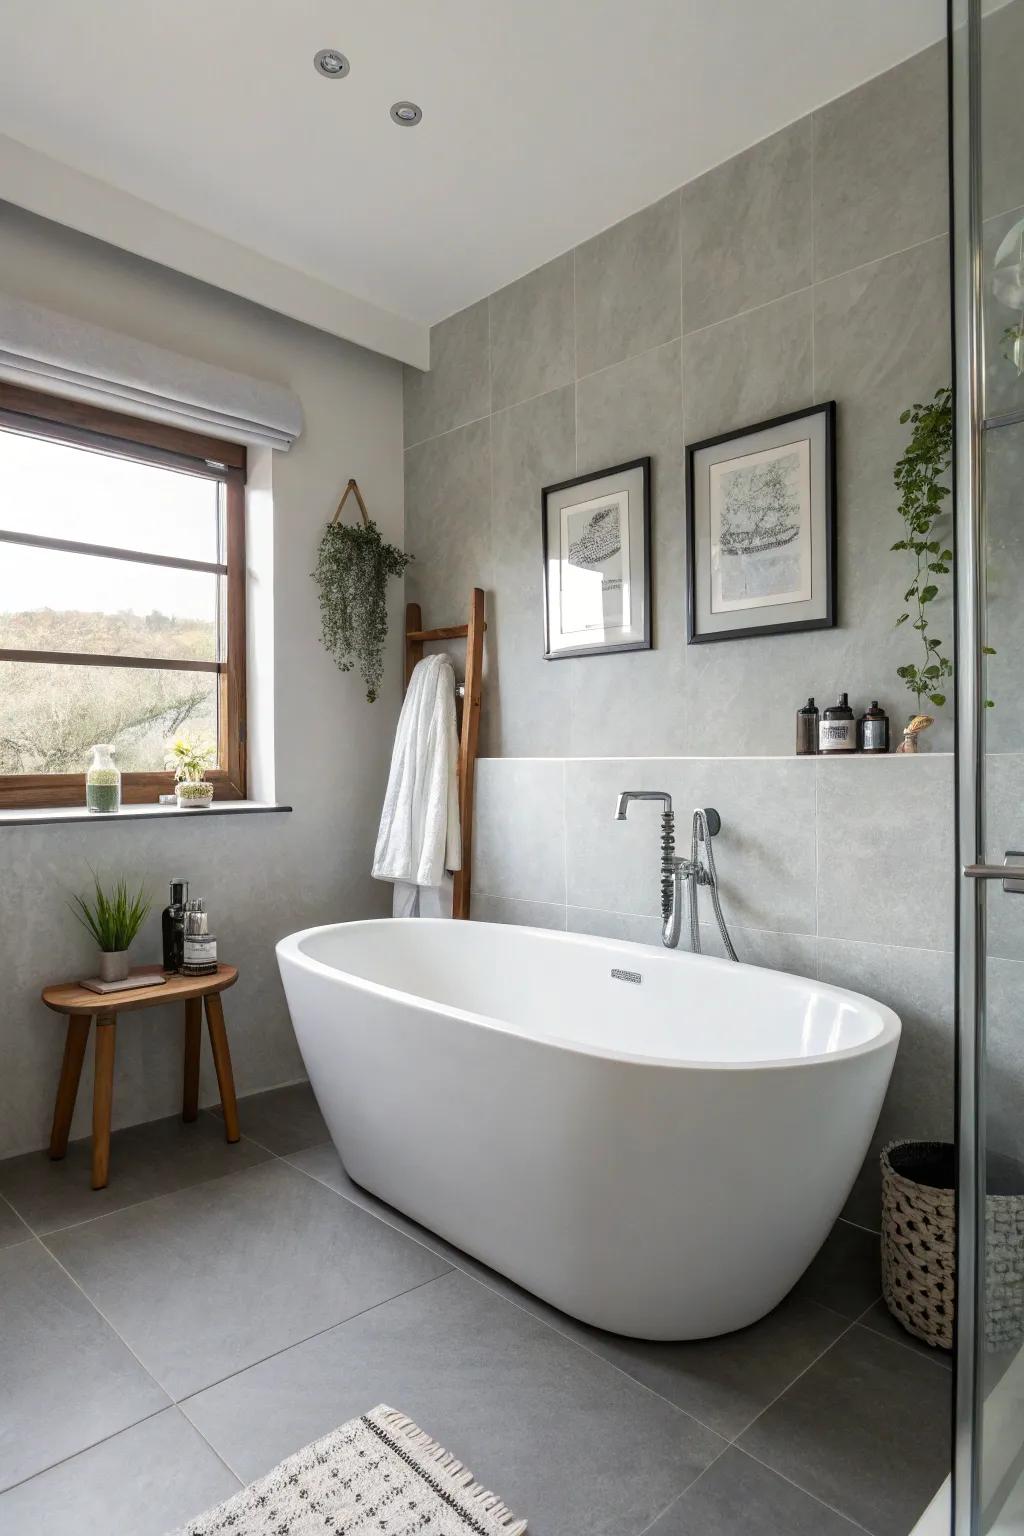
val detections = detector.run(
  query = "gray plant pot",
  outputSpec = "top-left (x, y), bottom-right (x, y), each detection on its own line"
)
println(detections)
top-left (98, 950), bottom-right (130, 983)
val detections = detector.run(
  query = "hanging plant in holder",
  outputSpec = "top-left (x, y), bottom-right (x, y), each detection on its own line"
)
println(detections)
top-left (313, 479), bottom-right (412, 702)
top-left (892, 386), bottom-right (995, 716)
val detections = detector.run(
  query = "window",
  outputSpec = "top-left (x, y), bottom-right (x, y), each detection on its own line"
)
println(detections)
top-left (0, 384), bottom-right (246, 808)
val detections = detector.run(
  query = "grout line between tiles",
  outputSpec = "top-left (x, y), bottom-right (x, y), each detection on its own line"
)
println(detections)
top-left (283, 1148), bottom-right (733, 1441)
top-left (854, 1313), bottom-right (953, 1373)
top-left (735, 1444), bottom-right (879, 1535)
top-left (29, 1227), bottom-right (172, 1400)
top-left (0, 1398), bottom-right (176, 1500)
top-left (170, 1402), bottom-right (246, 1490)
top-left (632, 1444), bottom-right (734, 1536)
top-left (174, 1269), bottom-right (455, 1412)
top-left (729, 1313), bottom-right (862, 1444)
top-left (20, 1128), bottom-right (277, 1239)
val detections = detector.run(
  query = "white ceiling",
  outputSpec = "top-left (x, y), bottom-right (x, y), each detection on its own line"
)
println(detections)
top-left (0, 1), bottom-right (945, 336)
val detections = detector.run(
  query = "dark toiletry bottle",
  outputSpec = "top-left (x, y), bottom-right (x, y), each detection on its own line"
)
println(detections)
top-left (182, 898), bottom-right (218, 977)
top-left (858, 701), bottom-right (890, 754)
top-left (819, 693), bottom-right (857, 754)
top-left (796, 698), bottom-right (819, 755)
top-left (161, 879), bottom-right (188, 973)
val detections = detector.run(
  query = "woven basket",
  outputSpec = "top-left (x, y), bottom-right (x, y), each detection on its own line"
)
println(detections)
top-left (881, 1140), bottom-right (1024, 1353)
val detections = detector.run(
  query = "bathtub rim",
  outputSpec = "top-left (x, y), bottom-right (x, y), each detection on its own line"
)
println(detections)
top-left (276, 918), bottom-right (901, 1073)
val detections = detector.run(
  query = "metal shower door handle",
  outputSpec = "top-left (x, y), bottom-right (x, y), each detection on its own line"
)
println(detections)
top-left (962, 852), bottom-right (1024, 892)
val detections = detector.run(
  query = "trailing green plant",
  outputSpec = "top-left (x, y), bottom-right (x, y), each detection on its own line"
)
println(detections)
top-left (313, 520), bottom-right (412, 702)
top-left (165, 735), bottom-right (214, 783)
top-left (892, 387), bottom-right (995, 714)
top-left (70, 873), bottom-right (152, 953)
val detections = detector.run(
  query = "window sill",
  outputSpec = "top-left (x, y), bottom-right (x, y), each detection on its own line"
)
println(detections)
top-left (0, 800), bottom-right (292, 828)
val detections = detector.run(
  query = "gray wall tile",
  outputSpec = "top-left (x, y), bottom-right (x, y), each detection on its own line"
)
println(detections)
top-left (987, 956), bottom-right (1024, 1165)
top-left (813, 237), bottom-right (952, 749)
top-left (699, 924), bottom-right (818, 980)
top-left (473, 759), bottom-right (565, 905)
top-left (812, 43), bottom-right (947, 283)
top-left (564, 757), bottom-right (816, 936)
top-left (566, 906), bottom-right (661, 945)
top-left (682, 289), bottom-right (813, 446)
top-left (681, 120), bottom-right (812, 332)
top-left (488, 386), bottom-right (576, 757)
top-left (818, 937), bottom-right (955, 1164)
top-left (816, 757), bottom-right (954, 952)
top-left (403, 299), bottom-right (490, 447)
top-left (982, 208), bottom-right (1024, 426)
top-left (471, 894), bottom-right (566, 930)
top-left (404, 418), bottom-right (493, 632)
top-left (982, 0), bottom-right (1024, 220)
top-left (983, 753), bottom-right (1024, 961)
top-left (490, 254), bottom-right (574, 413)
top-left (574, 193), bottom-right (681, 377)
top-left (572, 339), bottom-right (687, 755)
top-left (983, 422), bottom-right (1024, 751)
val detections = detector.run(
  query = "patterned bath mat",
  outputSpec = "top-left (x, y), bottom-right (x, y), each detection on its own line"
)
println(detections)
top-left (170, 1404), bottom-right (527, 1535)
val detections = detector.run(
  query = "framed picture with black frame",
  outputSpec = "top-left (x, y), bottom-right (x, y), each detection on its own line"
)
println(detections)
top-left (686, 402), bottom-right (836, 644)
top-left (541, 456), bottom-right (651, 660)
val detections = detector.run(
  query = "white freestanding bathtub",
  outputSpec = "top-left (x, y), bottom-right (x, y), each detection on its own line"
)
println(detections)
top-left (277, 919), bottom-right (900, 1340)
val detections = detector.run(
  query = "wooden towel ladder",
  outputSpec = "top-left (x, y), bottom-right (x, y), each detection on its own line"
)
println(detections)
top-left (404, 589), bottom-right (486, 920)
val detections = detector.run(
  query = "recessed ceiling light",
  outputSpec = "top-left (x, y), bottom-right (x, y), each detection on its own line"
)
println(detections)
top-left (390, 101), bottom-right (423, 126)
top-left (314, 49), bottom-right (350, 79)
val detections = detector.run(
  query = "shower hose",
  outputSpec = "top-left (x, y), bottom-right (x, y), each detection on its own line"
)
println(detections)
top-left (688, 807), bottom-right (738, 961)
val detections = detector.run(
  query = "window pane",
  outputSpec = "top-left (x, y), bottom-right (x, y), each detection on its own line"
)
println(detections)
top-left (0, 543), bottom-right (221, 661)
top-left (0, 426), bottom-right (221, 562)
top-left (0, 660), bottom-right (218, 774)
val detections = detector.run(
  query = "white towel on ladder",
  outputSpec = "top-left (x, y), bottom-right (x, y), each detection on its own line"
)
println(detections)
top-left (372, 654), bottom-right (462, 917)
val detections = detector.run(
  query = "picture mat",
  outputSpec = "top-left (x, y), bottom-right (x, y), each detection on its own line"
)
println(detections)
top-left (708, 438), bottom-right (812, 613)
top-left (690, 410), bottom-right (831, 638)
top-left (559, 488), bottom-right (631, 634)
top-left (544, 461), bottom-right (648, 655)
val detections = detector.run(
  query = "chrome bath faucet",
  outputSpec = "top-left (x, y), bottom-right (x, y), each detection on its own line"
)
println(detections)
top-left (615, 791), bottom-right (736, 957)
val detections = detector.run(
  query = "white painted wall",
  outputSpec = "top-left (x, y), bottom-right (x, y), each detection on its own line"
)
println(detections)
top-left (0, 201), bottom-right (405, 1157)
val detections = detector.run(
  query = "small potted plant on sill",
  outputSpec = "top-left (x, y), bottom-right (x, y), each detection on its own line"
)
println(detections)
top-left (71, 873), bottom-right (152, 983)
top-left (166, 735), bottom-right (215, 810)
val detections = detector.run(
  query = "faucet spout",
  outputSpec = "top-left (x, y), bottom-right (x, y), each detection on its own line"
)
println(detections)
top-left (615, 789), bottom-right (673, 821)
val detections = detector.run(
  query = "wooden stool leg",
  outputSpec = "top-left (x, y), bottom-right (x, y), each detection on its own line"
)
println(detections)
top-left (182, 998), bottom-right (202, 1122)
top-left (92, 1018), bottom-right (117, 1190)
top-left (204, 993), bottom-right (240, 1143)
top-left (49, 1016), bottom-right (91, 1160)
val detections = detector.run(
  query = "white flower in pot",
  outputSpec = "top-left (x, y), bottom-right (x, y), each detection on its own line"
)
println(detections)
top-left (71, 873), bottom-right (152, 983)
top-left (166, 735), bottom-right (215, 810)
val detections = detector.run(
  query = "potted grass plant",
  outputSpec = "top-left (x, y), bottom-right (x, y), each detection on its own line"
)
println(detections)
top-left (166, 735), bottom-right (215, 809)
top-left (71, 874), bottom-right (152, 983)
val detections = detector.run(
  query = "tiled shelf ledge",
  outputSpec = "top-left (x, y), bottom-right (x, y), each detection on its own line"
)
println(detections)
top-left (0, 800), bottom-right (292, 828)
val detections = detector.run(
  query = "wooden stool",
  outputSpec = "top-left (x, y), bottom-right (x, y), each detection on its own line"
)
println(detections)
top-left (41, 965), bottom-right (240, 1190)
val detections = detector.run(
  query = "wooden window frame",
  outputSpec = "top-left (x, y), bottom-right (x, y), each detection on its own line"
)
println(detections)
top-left (0, 383), bottom-right (247, 809)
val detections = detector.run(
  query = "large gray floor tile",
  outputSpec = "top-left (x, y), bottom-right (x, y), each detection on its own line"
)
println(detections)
top-left (739, 1324), bottom-right (952, 1536)
top-left (547, 1292), bottom-right (848, 1441)
top-left (0, 1407), bottom-right (238, 1535)
top-left (0, 1112), bottom-right (271, 1234)
top-left (860, 1298), bottom-right (953, 1369)
top-left (182, 1270), bottom-right (724, 1536)
top-left (647, 1445), bottom-right (861, 1535)
top-left (0, 1240), bottom-right (168, 1491)
top-left (211, 1081), bottom-right (328, 1155)
top-left (46, 1160), bottom-right (451, 1400)
top-left (287, 1143), bottom-right (846, 1440)
top-left (794, 1220), bottom-right (881, 1321)
top-left (0, 1192), bottom-right (29, 1249)
top-left (285, 1142), bottom-right (466, 1265)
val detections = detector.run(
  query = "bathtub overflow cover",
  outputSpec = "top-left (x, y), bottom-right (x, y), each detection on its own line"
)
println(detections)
top-left (611, 967), bottom-right (643, 985)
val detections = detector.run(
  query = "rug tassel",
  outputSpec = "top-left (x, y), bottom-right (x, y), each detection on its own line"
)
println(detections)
top-left (376, 1408), bottom-right (528, 1534)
